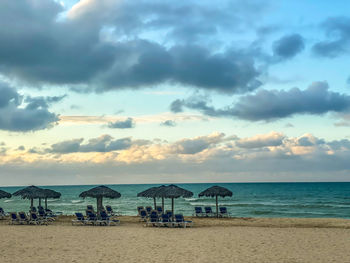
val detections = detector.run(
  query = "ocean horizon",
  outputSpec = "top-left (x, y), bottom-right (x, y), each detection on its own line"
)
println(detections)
top-left (1, 182), bottom-right (349, 219)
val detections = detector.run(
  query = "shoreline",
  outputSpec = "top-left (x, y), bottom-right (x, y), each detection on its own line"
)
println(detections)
top-left (1, 215), bottom-right (350, 229)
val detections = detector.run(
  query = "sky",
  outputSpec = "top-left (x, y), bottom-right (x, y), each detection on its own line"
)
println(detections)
top-left (0, 0), bottom-right (350, 186)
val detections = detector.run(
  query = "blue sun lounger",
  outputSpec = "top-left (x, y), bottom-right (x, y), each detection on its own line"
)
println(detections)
top-left (100, 211), bottom-right (120, 226)
top-left (146, 211), bottom-right (159, 227)
top-left (10, 213), bottom-right (20, 225)
top-left (160, 213), bottom-right (172, 227)
top-left (204, 207), bottom-right (214, 217)
top-left (30, 212), bottom-right (48, 225)
top-left (0, 207), bottom-right (6, 219)
top-left (18, 212), bottom-right (30, 224)
top-left (175, 214), bottom-right (193, 228)
top-left (72, 212), bottom-right (88, 225)
top-left (194, 207), bottom-right (205, 217)
top-left (86, 211), bottom-right (100, 225)
top-left (106, 205), bottom-right (117, 216)
top-left (219, 207), bottom-right (229, 217)
top-left (156, 206), bottom-right (163, 215)
top-left (139, 209), bottom-right (148, 222)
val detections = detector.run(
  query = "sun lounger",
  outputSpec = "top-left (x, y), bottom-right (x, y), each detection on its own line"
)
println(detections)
top-left (219, 207), bottom-right (229, 217)
top-left (100, 211), bottom-right (120, 226)
top-left (156, 206), bottom-right (163, 215)
top-left (44, 209), bottom-right (57, 219)
top-left (165, 210), bottom-right (173, 220)
top-left (194, 207), bottom-right (205, 217)
top-left (18, 212), bottom-right (30, 224)
top-left (137, 206), bottom-right (144, 215)
top-left (160, 213), bottom-right (172, 227)
top-left (0, 207), bottom-right (5, 219)
top-left (9, 213), bottom-right (20, 225)
top-left (38, 209), bottom-right (55, 222)
top-left (86, 211), bottom-right (102, 226)
top-left (146, 210), bottom-right (159, 227)
top-left (72, 212), bottom-right (88, 225)
top-left (204, 207), bottom-right (214, 217)
top-left (145, 206), bottom-right (152, 215)
top-left (86, 205), bottom-right (95, 213)
top-left (175, 214), bottom-right (193, 228)
top-left (139, 209), bottom-right (148, 222)
top-left (106, 205), bottom-right (117, 216)
top-left (30, 212), bottom-right (48, 225)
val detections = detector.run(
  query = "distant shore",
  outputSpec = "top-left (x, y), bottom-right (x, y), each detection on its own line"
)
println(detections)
top-left (1, 216), bottom-right (350, 263)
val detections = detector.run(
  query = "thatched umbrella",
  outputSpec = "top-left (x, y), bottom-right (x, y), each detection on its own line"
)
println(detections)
top-left (79, 185), bottom-right (121, 212)
top-left (198, 186), bottom-right (233, 218)
top-left (137, 185), bottom-right (166, 210)
top-left (155, 184), bottom-right (193, 220)
top-left (13, 185), bottom-right (46, 208)
top-left (0, 189), bottom-right (11, 199)
top-left (43, 189), bottom-right (61, 210)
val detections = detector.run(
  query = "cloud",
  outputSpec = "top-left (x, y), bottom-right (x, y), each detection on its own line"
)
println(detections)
top-left (312, 17), bottom-right (350, 58)
top-left (0, 81), bottom-right (59, 132)
top-left (171, 82), bottom-right (350, 121)
top-left (107, 117), bottom-right (135, 129)
top-left (2, 131), bottom-right (350, 185)
top-left (48, 135), bottom-right (134, 153)
top-left (17, 146), bottom-right (25, 151)
top-left (272, 34), bottom-right (304, 60)
top-left (59, 113), bottom-right (208, 125)
top-left (334, 113), bottom-right (350, 127)
top-left (160, 120), bottom-right (176, 127)
top-left (236, 131), bottom-right (285, 148)
top-left (0, 0), bottom-right (265, 94)
top-left (171, 132), bottom-right (225, 154)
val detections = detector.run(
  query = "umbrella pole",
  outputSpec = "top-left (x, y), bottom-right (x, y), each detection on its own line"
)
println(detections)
top-left (153, 197), bottom-right (157, 210)
top-left (216, 195), bottom-right (218, 218)
top-left (97, 197), bottom-right (103, 213)
top-left (171, 198), bottom-right (174, 221)
top-left (39, 198), bottom-right (41, 207)
top-left (30, 198), bottom-right (33, 209)
top-left (45, 198), bottom-right (48, 210)
top-left (162, 197), bottom-right (164, 212)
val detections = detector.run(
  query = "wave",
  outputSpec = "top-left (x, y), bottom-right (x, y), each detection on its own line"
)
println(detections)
top-left (47, 199), bottom-right (59, 202)
top-left (71, 200), bottom-right (84, 204)
top-left (3, 200), bottom-right (13, 203)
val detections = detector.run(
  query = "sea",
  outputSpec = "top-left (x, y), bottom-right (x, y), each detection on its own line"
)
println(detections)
top-left (1, 182), bottom-right (350, 218)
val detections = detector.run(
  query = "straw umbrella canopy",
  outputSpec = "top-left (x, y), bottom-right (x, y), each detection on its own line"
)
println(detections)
top-left (155, 184), bottom-right (193, 220)
top-left (43, 189), bottom-right (61, 210)
top-left (198, 186), bottom-right (233, 218)
top-left (79, 185), bottom-right (121, 212)
top-left (137, 185), bottom-right (166, 210)
top-left (13, 185), bottom-right (47, 208)
top-left (0, 189), bottom-right (11, 199)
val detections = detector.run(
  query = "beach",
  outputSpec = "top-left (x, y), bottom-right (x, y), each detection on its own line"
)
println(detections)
top-left (1, 216), bottom-right (350, 263)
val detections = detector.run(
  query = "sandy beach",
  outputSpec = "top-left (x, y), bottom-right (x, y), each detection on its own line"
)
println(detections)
top-left (1, 216), bottom-right (350, 263)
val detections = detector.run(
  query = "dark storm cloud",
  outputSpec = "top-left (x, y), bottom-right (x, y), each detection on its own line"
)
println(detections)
top-left (272, 34), bottom-right (304, 60)
top-left (25, 95), bottom-right (66, 110)
top-left (0, 0), bottom-right (265, 94)
top-left (171, 82), bottom-right (350, 121)
top-left (312, 17), bottom-right (350, 58)
top-left (48, 135), bottom-right (133, 153)
top-left (0, 81), bottom-right (59, 132)
top-left (107, 118), bottom-right (135, 129)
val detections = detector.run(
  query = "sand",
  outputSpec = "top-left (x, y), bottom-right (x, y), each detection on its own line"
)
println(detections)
top-left (1, 216), bottom-right (350, 263)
